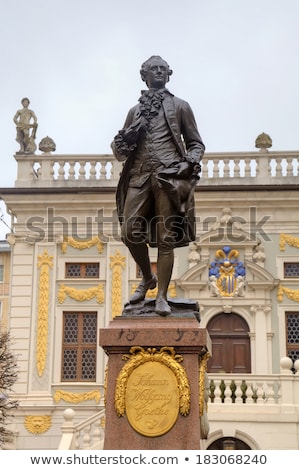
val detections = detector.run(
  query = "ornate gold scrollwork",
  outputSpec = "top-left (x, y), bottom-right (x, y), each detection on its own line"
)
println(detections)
top-left (277, 284), bottom-right (299, 302)
top-left (36, 250), bottom-right (53, 377)
top-left (110, 250), bottom-right (126, 317)
top-left (279, 234), bottom-right (299, 251)
top-left (53, 389), bottom-right (101, 403)
top-left (58, 283), bottom-right (104, 303)
top-left (61, 236), bottom-right (104, 253)
top-left (199, 352), bottom-right (210, 439)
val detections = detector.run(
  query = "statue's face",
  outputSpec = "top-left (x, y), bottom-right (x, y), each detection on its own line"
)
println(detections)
top-left (145, 58), bottom-right (169, 89)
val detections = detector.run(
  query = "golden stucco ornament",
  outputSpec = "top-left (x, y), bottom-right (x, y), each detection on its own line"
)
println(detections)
top-left (115, 346), bottom-right (190, 437)
top-left (24, 415), bottom-right (51, 434)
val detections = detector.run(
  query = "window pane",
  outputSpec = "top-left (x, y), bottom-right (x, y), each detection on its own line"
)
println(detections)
top-left (82, 313), bottom-right (97, 343)
top-left (81, 349), bottom-right (96, 380)
top-left (66, 263), bottom-right (81, 277)
top-left (286, 312), bottom-right (299, 368)
top-left (62, 349), bottom-right (78, 380)
top-left (63, 313), bottom-right (78, 343)
top-left (288, 349), bottom-right (299, 363)
top-left (284, 262), bottom-right (299, 278)
top-left (85, 264), bottom-right (99, 277)
top-left (286, 313), bottom-right (299, 344)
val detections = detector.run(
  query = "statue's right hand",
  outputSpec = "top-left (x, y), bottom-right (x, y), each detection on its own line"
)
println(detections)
top-left (123, 117), bottom-right (146, 143)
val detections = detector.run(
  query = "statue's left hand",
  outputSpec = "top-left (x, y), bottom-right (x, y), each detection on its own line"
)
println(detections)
top-left (175, 161), bottom-right (193, 178)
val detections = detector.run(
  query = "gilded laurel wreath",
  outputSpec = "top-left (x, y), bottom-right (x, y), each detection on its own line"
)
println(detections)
top-left (115, 346), bottom-right (190, 418)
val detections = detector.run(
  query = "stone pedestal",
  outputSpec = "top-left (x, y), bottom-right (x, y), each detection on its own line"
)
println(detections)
top-left (99, 313), bottom-right (211, 450)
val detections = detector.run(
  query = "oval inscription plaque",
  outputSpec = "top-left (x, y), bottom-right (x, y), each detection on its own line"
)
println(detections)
top-left (125, 361), bottom-right (180, 437)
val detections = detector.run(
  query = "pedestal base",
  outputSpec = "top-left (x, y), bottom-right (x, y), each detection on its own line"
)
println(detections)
top-left (99, 314), bottom-right (211, 450)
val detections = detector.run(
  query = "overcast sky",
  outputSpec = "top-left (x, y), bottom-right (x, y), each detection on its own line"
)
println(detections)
top-left (0, 0), bottom-right (299, 234)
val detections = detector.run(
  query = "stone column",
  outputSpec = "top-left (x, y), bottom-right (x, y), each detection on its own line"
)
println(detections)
top-left (251, 304), bottom-right (271, 374)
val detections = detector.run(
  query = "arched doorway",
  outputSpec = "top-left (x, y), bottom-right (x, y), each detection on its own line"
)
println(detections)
top-left (207, 436), bottom-right (251, 450)
top-left (207, 313), bottom-right (251, 373)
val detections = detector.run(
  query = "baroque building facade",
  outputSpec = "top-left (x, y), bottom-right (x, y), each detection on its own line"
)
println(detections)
top-left (0, 139), bottom-right (299, 450)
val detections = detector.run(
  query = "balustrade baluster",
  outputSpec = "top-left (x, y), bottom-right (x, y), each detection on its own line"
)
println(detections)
top-left (50, 160), bottom-right (55, 180)
top-left (244, 158), bottom-right (251, 178)
top-left (58, 161), bottom-right (65, 180)
top-left (219, 379), bottom-right (226, 403)
top-left (92, 422), bottom-right (102, 447)
top-left (201, 159), bottom-right (209, 179)
top-left (240, 379), bottom-right (248, 403)
top-left (278, 157), bottom-right (284, 177)
top-left (213, 380), bottom-right (222, 403)
top-left (234, 380), bottom-right (243, 404)
top-left (223, 157), bottom-right (230, 178)
top-left (214, 158), bottom-right (220, 178)
top-left (250, 381), bottom-right (258, 403)
top-left (109, 161), bottom-right (115, 180)
top-left (69, 162), bottom-right (76, 180)
top-left (100, 161), bottom-right (107, 179)
top-left (74, 430), bottom-right (80, 449)
top-left (89, 161), bottom-right (97, 180)
top-left (266, 381), bottom-right (275, 404)
top-left (209, 379), bottom-right (215, 403)
top-left (79, 161), bottom-right (85, 180)
top-left (82, 425), bottom-right (91, 449)
top-left (256, 381), bottom-right (264, 402)
top-left (285, 157), bottom-right (293, 176)
top-left (273, 381), bottom-right (281, 403)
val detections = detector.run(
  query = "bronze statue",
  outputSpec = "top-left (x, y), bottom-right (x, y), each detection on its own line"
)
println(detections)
top-left (13, 98), bottom-right (38, 154)
top-left (112, 56), bottom-right (205, 316)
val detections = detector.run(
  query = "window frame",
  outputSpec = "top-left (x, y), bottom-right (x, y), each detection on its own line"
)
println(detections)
top-left (285, 311), bottom-right (299, 364)
top-left (65, 262), bottom-right (100, 279)
top-left (61, 311), bottom-right (98, 382)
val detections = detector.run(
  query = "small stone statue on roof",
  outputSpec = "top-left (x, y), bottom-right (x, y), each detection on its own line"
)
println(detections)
top-left (13, 97), bottom-right (38, 154)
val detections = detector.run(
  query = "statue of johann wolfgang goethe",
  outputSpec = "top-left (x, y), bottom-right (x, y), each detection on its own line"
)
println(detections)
top-left (111, 55), bottom-right (205, 317)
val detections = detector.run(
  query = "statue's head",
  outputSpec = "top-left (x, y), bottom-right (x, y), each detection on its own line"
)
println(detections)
top-left (140, 56), bottom-right (173, 87)
top-left (21, 97), bottom-right (30, 106)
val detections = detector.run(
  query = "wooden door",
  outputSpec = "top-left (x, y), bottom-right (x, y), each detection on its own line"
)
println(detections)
top-left (207, 313), bottom-right (251, 373)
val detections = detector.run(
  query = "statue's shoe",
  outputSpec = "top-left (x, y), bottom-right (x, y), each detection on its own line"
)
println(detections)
top-left (129, 275), bottom-right (157, 304)
top-left (155, 296), bottom-right (171, 317)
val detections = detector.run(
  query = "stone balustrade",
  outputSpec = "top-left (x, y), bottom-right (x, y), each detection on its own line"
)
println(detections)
top-left (58, 408), bottom-right (105, 450)
top-left (14, 150), bottom-right (299, 188)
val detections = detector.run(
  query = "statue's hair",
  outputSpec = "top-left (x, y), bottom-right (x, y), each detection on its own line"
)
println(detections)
top-left (140, 55), bottom-right (173, 83)
top-left (21, 97), bottom-right (30, 105)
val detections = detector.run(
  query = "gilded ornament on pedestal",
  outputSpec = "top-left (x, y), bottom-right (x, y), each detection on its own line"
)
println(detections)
top-left (115, 346), bottom-right (190, 437)
top-left (199, 352), bottom-right (210, 416)
top-left (198, 352), bottom-right (210, 439)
